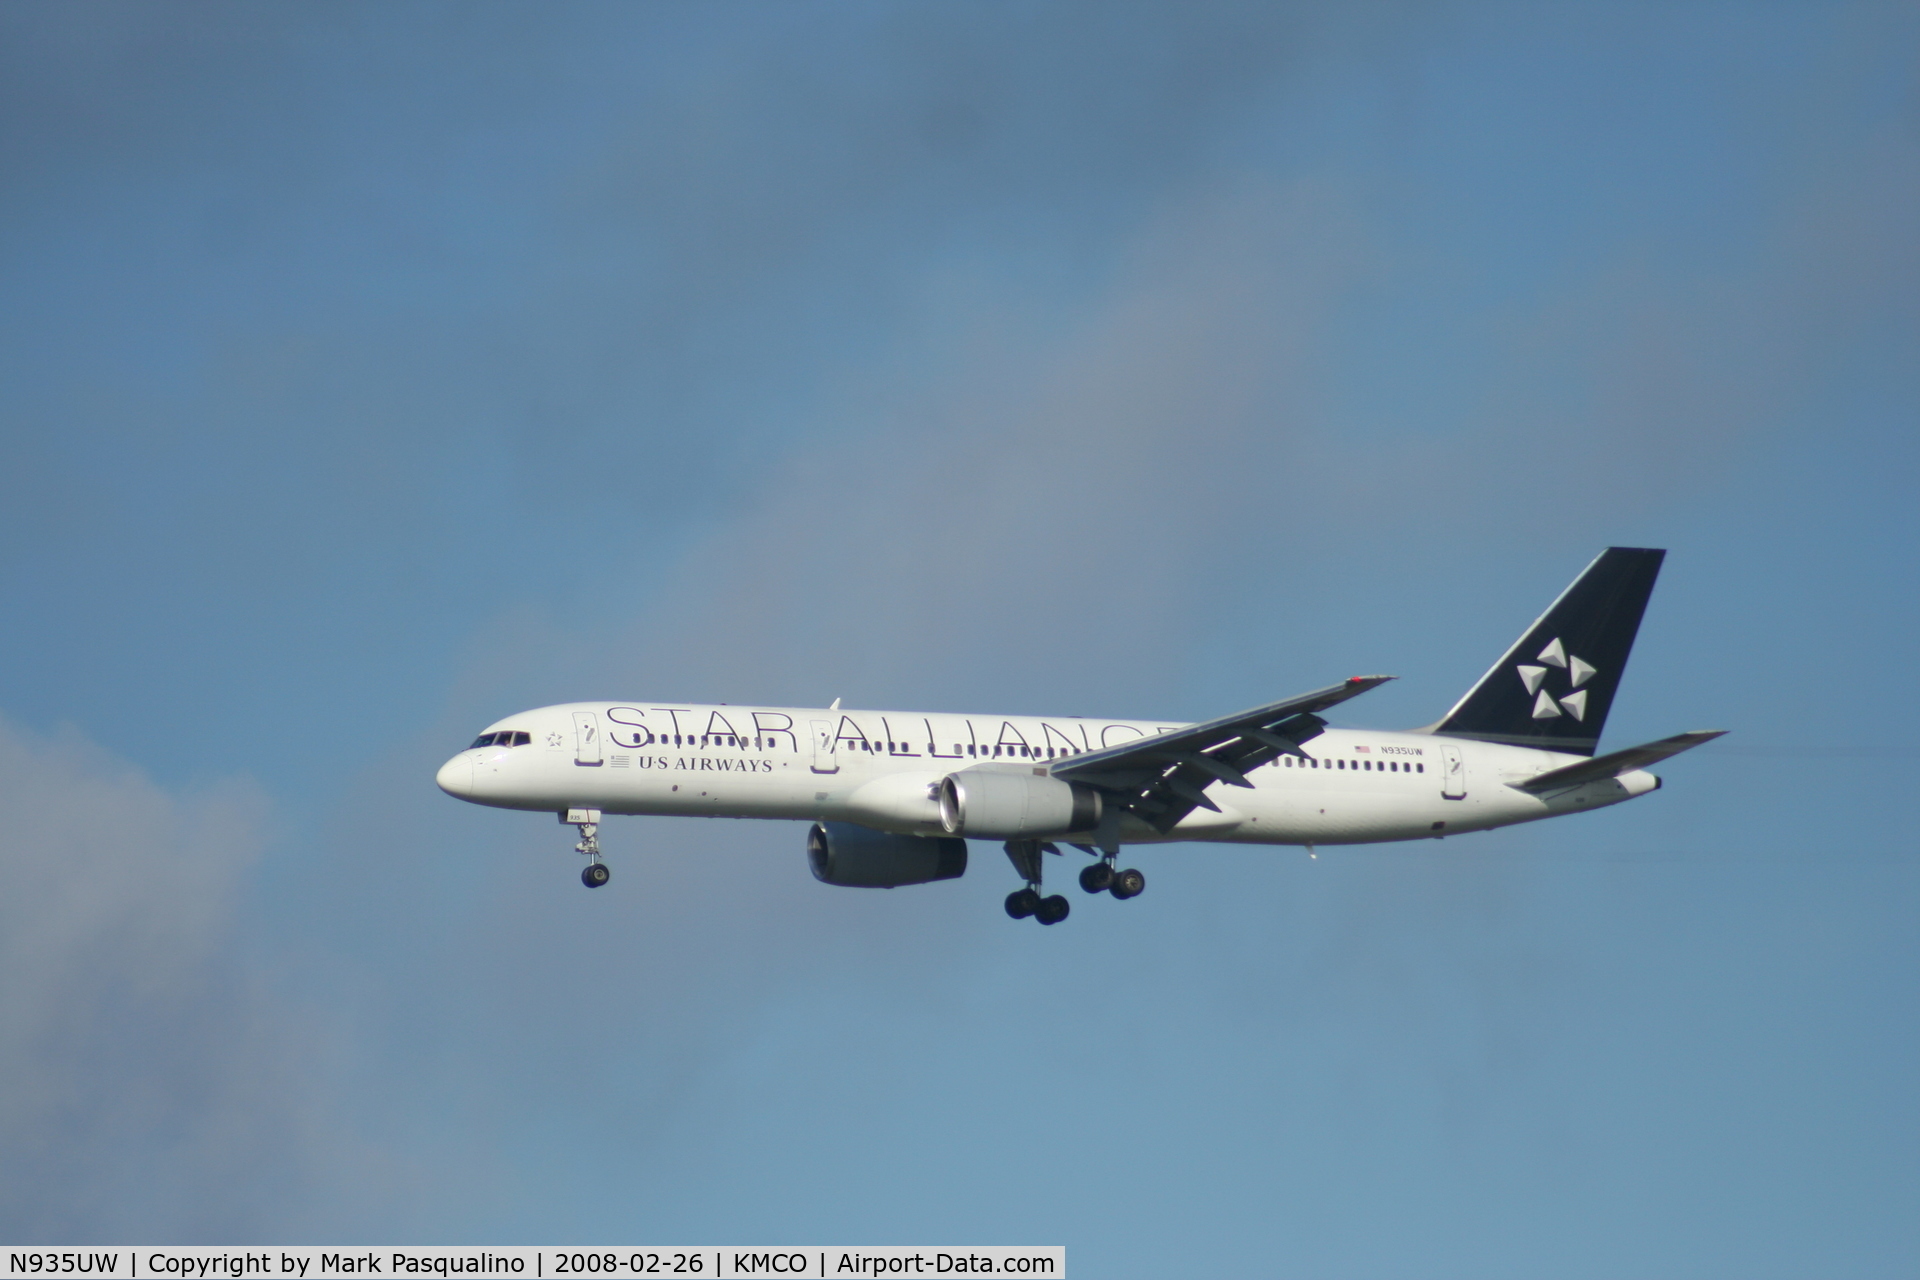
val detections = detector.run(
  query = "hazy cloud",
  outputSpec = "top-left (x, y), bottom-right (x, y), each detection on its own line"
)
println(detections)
top-left (0, 717), bottom-right (402, 1240)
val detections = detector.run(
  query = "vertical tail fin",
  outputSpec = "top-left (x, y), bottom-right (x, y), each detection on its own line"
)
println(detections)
top-left (1431, 547), bottom-right (1665, 756)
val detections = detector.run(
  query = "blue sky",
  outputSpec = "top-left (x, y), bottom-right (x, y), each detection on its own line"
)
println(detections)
top-left (1, 2), bottom-right (1916, 1273)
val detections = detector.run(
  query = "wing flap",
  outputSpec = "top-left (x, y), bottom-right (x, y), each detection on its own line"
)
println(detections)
top-left (1051, 675), bottom-right (1395, 832)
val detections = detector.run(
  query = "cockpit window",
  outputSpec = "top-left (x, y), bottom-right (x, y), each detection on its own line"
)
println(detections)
top-left (470, 731), bottom-right (531, 749)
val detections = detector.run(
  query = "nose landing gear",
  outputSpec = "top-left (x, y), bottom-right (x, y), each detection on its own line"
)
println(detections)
top-left (565, 808), bottom-right (608, 889)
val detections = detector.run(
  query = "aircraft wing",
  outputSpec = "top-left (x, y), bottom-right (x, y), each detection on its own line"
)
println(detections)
top-left (1513, 729), bottom-right (1728, 793)
top-left (1050, 676), bottom-right (1395, 834)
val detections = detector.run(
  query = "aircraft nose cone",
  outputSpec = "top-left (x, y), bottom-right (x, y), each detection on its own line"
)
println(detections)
top-left (436, 754), bottom-right (474, 799)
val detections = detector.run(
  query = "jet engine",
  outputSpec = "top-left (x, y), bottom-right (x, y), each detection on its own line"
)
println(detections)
top-left (807, 821), bottom-right (968, 888)
top-left (936, 769), bottom-right (1103, 839)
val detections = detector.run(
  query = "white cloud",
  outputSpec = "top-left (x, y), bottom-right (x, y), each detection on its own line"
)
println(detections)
top-left (0, 717), bottom-right (400, 1240)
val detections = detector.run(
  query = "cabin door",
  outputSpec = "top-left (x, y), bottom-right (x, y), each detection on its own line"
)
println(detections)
top-left (810, 719), bottom-right (839, 774)
top-left (1439, 743), bottom-right (1466, 799)
top-left (573, 711), bottom-right (603, 766)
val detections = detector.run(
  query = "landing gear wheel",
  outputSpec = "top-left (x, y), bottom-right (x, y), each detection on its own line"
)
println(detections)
top-left (582, 863), bottom-right (610, 888)
top-left (1005, 888), bottom-right (1040, 919)
top-left (1109, 867), bottom-right (1145, 900)
top-left (1035, 894), bottom-right (1071, 925)
top-left (1078, 862), bottom-right (1114, 894)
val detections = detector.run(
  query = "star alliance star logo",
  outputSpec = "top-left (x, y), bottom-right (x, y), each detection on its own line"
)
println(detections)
top-left (1516, 636), bottom-right (1596, 720)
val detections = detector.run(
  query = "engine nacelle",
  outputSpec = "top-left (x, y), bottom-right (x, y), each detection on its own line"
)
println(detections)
top-left (807, 821), bottom-right (967, 888)
top-left (936, 769), bottom-right (1103, 839)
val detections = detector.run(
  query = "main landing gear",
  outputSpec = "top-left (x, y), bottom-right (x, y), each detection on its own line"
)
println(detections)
top-left (1003, 840), bottom-right (1148, 923)
top-left (1003, 840), bottom-right (1070, 925)
top-left (566, 808), bottom-right (609, 889)
top-left (1077, 852), bottom-right (1145, 900)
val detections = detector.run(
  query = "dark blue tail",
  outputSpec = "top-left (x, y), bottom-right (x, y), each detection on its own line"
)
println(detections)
top-left (1432, 548), bottom-right (1665, 756)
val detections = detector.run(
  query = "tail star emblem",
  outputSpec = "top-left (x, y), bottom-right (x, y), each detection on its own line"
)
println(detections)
top-left (1520, 637), bottom-right (1597, 720)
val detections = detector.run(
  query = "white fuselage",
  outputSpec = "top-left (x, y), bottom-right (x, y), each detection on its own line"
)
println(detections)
top-left (435, 701), bottom-right (1659, 846)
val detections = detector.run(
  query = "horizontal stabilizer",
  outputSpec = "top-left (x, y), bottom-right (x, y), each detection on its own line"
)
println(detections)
top-left (1515, 730), bottom-right (1727, 793)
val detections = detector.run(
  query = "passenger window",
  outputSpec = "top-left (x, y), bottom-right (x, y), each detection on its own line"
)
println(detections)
top-left (1417, 763), bottom-right (1424, 773)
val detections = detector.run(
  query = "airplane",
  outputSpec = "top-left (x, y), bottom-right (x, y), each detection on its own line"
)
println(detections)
top-left (436, 547), bottom-right (1723, 924)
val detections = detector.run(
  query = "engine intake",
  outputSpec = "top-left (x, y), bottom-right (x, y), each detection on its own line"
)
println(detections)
top-left (937, 770), bottom-right (1102, 839)
top-left (807, 821), bottom-right (967, 888)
